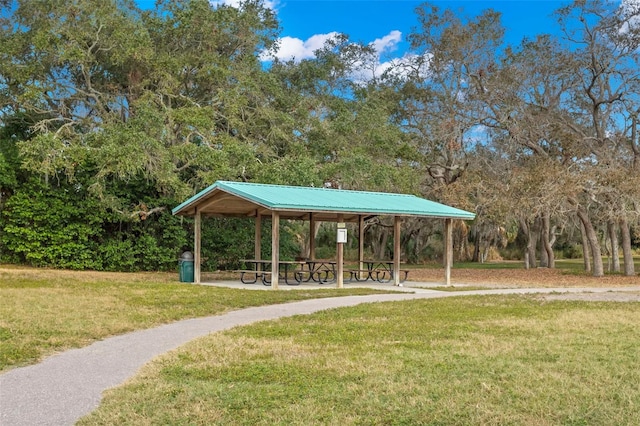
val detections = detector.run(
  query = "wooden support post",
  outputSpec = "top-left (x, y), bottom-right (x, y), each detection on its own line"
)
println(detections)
top-left (271, 211), bottom-right (280, 290)
top-left (309, 213), bottom-right (316, 260)
top-left (358, 215), bottom-right (365, 280)
top-left (444, 218), bottom-right (453, 286)
top-left (255, 212), bottom-right (261, 271)
top-left (337, 214), bottom-right (344, 289)
top-left (194, 209), bottom-right (201, 284)
top-left (393, 216), bottom-right (401, 286)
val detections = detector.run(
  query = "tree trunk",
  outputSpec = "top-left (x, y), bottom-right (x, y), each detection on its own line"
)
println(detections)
top-left (607, 220), bottom-right (620, 273)
top-left (538, 217), bottom-right (549, 267)
top-left (519, 218), bottom-right (536, 269)
top-left (376, 229), bottom-right (389, 260)
top-left (530, 220), bottom-right (540, 269)
top-left (549, 224), bottom-right (558, 267)
top-left (602, 228), bottom-right (611, 272)
top-left (541, 211), bottom-right (555, 269)
top-left (368, 221), bottom-right (390, 261)
top-left (454, 221), bottom-right (470, 261)
top-left (576, 206), bottom-right (604, 277)
top-left (620, 217), bottom-right (636, 276)
top-left (580, 220), bottom-right (592, 273)
top-left (472, 227), bottom-right (481, 262)
top-left (632, 114), bottom-right (639, 171)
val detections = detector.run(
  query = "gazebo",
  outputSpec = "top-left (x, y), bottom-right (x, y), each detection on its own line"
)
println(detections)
top-left (172, 181), bottom-right (476, 289)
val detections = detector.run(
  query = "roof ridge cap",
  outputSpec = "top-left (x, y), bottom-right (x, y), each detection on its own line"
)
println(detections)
top-left (220, 180), bottom-right (417, 197)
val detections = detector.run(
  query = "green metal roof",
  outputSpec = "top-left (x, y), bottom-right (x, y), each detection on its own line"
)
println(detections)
top-left (172, 181), bottom-right (476, 221)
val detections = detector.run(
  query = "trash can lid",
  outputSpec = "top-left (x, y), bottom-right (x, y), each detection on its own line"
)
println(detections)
top-left (180, 251), bottom-right (194, 260)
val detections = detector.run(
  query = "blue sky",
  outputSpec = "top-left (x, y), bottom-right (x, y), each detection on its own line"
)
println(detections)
top-left (240, 0), bottom-right (576, 79)
top-left (240, 0), bottom-right (637, 78)
top-left (242, 0), bottom-right (574, 63)
top-left (140, 0), bottom-right (637, 68)
top-left (275, 0), bottom-right (563, 51)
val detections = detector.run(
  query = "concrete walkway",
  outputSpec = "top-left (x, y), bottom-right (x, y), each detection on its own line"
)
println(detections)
top-left (2, 285), bottom-right (639, 426)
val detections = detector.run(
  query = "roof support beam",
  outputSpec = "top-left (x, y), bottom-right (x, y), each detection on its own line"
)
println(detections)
top-left (358, 215), bottom-right (365, 280)
top-left (309, 213), bottom-right (316, 261)
top-left (336, 214), bottom-right (344, 288)
top-left (194, 208), bottom-right (201, 284)
top-left (255, 211), bottom-right (261, 272)
top-left (271, 211), bottom-right (280, 290)
top-left (444, 218), bottom-right (453, 286)
top-left (393, 216), bottom-right (401, 286)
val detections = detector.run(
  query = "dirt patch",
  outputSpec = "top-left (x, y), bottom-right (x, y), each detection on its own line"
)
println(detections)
top-left (540, 292), bottom-right (640, 302)
top-left (408, 267), bottom-right (640, 288)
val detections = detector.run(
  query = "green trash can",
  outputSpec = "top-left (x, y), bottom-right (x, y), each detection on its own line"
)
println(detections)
top-left (179, 251), bottom-right (194, 283)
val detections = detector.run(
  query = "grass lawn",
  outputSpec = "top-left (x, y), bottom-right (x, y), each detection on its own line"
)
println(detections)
top-left (558, 257), bottom-right (640, 273)
top-left (0, 267), bottom-right (390, 371)
top-left (80, 295), bottom-right (640, 425)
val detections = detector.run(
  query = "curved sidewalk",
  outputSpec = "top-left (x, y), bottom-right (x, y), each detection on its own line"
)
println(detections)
top-left (2, 286), bottom-right (639, 426)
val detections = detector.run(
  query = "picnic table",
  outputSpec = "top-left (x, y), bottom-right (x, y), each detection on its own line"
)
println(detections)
top-left (348, 260), bottom-right (409, 283)
top-left (238, 259), bottom-right (337, 286)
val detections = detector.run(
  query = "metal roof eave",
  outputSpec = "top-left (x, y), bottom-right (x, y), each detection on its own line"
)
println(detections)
top-left (171, 182), bottom-right (219, 216)
top-left (269, 207), bottom-right (475, 220)
top-left (172, 182), bottom-right (277, 216)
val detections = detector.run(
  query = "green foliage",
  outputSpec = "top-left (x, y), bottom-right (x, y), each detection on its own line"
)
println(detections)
top-left (0, 175), bottom-right (191, 271)
top-left (1, 180), bottom-right (103, 269)
top-left (198, 217), bottom-right (301, 270)
top-left (0, 114), bottom-right (32, 196)
top-left (199, 217), bottom-right (255, 270)
top-left (96, 210), bottom-right (190, 272)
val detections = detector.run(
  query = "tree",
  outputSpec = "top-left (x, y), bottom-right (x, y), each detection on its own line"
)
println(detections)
top-left (1, 0), bottom-right (284, 214)
top-left (555, 0), bottom-right (640, 276)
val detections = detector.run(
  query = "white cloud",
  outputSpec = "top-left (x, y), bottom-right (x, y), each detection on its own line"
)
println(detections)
top-left (268, 31), bottom-right (394, 64)
top-left (207, 1), bottom-right (429, 84)
top-left (368, 30), bottom-right (427, 81)
top-left (263, 29), bottom-right (432, 85)
top-left (370, 30), bottom-right (402, 55)
top-left (266, 32), bottom-right (341, 62)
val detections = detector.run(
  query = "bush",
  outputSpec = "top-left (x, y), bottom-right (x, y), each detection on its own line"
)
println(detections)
top-left (0, 178), bottom-right (305, 272)
top-left (1, 180), bottom-right (103, 269)
top-left (499, 246), bottom-right (523, 261)
top-left (558, 244), bottom-right (583, 260)
top-left (197, 217), bottom-right (301, 270)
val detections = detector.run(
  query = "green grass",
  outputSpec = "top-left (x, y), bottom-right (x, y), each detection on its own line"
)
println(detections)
top-left (80, 295), bottom-right (640, 425)
top-left (555, 257), bottom-right (640, 275)
top-left (0, 271), bottom-right (390, 371)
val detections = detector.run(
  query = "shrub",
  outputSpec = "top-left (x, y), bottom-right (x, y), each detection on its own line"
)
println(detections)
top-left (1, 180), bottom-right (103, 269)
